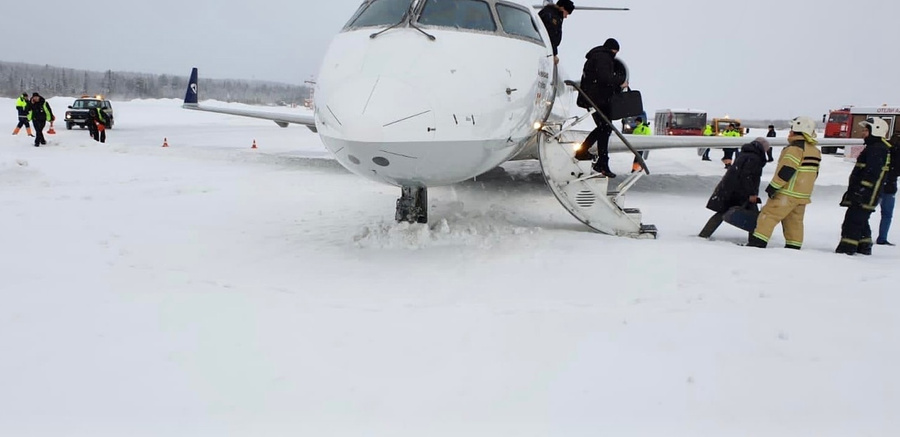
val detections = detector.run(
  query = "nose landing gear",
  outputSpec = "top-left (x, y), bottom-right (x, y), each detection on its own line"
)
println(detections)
top-left (396, 186), bottom-right (428, 224)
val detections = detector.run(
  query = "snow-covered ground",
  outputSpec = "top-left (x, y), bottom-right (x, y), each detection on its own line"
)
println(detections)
top-left (1, 98), bottom-right (897, 436)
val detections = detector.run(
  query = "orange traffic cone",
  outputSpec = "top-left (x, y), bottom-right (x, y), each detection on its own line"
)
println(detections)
top-left (251, 139), bottom-right (257, 149)
top-left (162, 138), bottom-right (169, 148)
top-left (47, 121), bottom-right (56, 135)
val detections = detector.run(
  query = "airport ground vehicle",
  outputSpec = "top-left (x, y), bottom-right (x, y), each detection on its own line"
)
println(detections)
top-left (653, 109), bottom-right (706, 136)
top-left (823, 105), bottom-right (900, 153)
top-left (65, 95), bottom-right (114, 130)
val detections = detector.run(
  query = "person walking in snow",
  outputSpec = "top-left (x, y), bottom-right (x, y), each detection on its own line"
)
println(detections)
top-left (26, 93), bottom-right (54, 147)
top-left (13, 92), bottom-right (34, 137)
top-left (699, 137), bottom-right (770, 238)
top-left (876, 136), bottom-right (900, 246)
top-left (765, 124), bottom-right (777, 162)
top-left (630, 116), bottom-right (651, 173)
top-left (87, 106), bottom-right (109, 143)
top-left (836, 117), bottom-right (893, 255)
top-left (748, 116), bottom-right (821, 249)
top-left (578, 38), bottom-right (627, 178)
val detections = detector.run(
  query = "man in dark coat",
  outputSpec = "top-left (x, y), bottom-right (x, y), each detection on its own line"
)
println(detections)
top-left (699, 137), bottom-right (771, 238)
top-left (26, 93), bottom-right (54, 147)
top-left (87, 106), bottom-right (109, 143)
top-left (766, 125), bottom-right (777, 162)
top-left (579, 38), bottom-right (627, 177)
top-left (538, 0), bottom-right (574, 64)
top-left (836, 117), bottom-right (893, 255)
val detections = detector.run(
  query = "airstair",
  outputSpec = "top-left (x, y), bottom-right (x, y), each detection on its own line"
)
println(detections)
top-left (537, 126), bottom-right (657, 239)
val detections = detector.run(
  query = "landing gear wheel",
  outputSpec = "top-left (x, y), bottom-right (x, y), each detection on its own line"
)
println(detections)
top-left (395, 186), bottom-right (428, 224)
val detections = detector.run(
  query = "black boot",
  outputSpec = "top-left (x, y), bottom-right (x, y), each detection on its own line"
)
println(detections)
top-left (747, 234), bottom-right (768, 248)
top-left (857, 243), bottom-right (873, 256)
top-left (835, 242), bottom-right (857, 256)
top-left (698, 214), bottom-right (724, 238)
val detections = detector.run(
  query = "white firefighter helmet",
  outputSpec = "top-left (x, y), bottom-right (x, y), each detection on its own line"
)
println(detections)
top-left (790, 116), bottom-right (817, 136)
top-left (859, 116), bottom-right (891, 139)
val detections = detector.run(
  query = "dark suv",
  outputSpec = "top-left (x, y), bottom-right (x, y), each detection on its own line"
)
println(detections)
top-left (65, 96), bottom-right (114, 130)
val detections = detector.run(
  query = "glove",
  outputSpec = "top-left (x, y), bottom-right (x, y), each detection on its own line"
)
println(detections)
top-left (765, 185), bottom-right (777, 199)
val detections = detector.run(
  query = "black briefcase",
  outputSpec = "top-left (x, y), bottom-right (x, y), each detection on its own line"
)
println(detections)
top-left (607, 88), bottom-right (644, 121)
top-left (722, 203), bottom-right (760, 232)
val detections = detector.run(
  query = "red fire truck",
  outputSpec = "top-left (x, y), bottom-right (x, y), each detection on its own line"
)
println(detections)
top-left (823, 105), bottom-right (900, 153)
top-left (654, 109), bottom-right (707, 136)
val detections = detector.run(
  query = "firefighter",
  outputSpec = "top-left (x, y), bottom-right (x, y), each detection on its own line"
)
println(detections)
top-left (579, 38), bottom-right (627, 178)
top-left (538, 0), bottom-right (574, 65)
top-left (13, 92), bottom-right (34, 137)
top-left (766, 124), bottom-right (777, 162)
top-left (748, 116), bottom-right (822, 249)
top-left (87, 106), bottom-right (108, 143)
top-left (26, 93), bottom-right (54, 147)
top-left (836, 117), bottom-right (893, 255)
top-left (722, 123), bottom-right (741, 168)
top-left (701, 124), bottom-right (713, 161)
top-left (631, 116), bottom-right (651, 172)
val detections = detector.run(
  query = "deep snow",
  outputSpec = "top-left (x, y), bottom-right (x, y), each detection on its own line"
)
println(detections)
top-left (0, 98), bottom-right (897, 437)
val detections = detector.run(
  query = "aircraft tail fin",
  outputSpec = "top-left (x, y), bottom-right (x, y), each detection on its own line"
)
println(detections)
top-left (184, 68), bottom-right (199, 106)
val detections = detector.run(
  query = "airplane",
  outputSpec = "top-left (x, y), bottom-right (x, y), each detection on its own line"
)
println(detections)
top-left (183, 0), bottom-right (859, 238)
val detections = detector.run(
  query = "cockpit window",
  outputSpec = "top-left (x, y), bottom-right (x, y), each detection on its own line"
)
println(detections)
top-left (496, 3), bottom-right (542, 42)
top-left (345, 0), bottom-right (412, 29)
top-left (418, 0), bottom-right (497, 32)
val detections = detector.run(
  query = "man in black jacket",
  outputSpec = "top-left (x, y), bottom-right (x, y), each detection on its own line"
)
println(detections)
top-left (766, 125), bottom-right (777, 162)
top-left (87, 106), bottom-right (109, 143)
top-left (579, 38), bottom-right (627, 177)
top-left (26, 93), bottom-right (54, 147)
top-left (836, 117), bottom-right (893, 255)
top-left (538, 0), bottom-right (574, 65)
top-left (699, 138), bottom-right (770, 238)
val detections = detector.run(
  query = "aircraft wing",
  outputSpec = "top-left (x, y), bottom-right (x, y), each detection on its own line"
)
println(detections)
top-left (181, 68), bottom-right (317, 133)
top-left (604, 133), bottom-right (862, 152)
top-left (513, 129), bottom-right (863, 160)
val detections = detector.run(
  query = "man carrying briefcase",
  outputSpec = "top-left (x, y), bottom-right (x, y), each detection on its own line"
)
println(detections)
top-left (577, 38), bottom-right (629, 178)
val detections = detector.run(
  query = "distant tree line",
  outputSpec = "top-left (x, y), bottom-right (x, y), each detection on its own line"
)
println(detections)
top-left (0, 61), bottom-right (310, 105)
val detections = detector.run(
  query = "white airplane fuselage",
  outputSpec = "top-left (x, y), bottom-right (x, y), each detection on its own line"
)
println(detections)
top-left (314, 15), bottom-right (555, 187)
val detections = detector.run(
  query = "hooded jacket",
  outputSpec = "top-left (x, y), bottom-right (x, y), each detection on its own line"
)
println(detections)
top-left (578, 46), bottom-right (626, 110)
top-left (706, 140), bottom-right (768, 213)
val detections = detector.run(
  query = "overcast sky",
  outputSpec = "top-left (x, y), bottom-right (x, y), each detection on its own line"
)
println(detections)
top-left (3, 0), bottom-right (898, 119)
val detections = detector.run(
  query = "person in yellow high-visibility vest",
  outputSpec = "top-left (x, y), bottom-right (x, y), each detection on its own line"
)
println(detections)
top-left (630, 116), bottom-right (651, 172)
top-left (13, 93), bottom-right (34, 137)
top-left (722, 123), bottom-right (741, 168)
top-left (701, 124), bottom-right (713, 161)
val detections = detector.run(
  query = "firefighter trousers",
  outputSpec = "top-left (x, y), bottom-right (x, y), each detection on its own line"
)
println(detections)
top-left (840, 204), bottom-right (875, 247)
top-left (752, 194), bottom-right (808, 248)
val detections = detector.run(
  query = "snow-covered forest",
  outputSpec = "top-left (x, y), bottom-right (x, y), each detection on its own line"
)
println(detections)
top-left (0, 61), bottom-right (310, 105)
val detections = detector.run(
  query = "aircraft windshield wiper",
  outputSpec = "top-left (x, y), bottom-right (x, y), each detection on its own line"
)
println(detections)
top-left (370, 3), bottom-right (436, 41)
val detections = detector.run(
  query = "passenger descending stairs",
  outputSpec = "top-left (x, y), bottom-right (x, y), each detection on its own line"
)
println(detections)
top-left (537, 126), bottom-right (658, 239)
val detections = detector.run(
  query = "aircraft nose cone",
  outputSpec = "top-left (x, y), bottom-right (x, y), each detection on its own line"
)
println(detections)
top-left (320, 76), bottom-right (436, 143)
